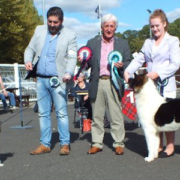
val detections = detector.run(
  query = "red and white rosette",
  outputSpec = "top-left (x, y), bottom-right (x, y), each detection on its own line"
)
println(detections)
top-left (78, 46), bottom-right (92, 61)
top-left (74, 46), bottom-right (92, 80)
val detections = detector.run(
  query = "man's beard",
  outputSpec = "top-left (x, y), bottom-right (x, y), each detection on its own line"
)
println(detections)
top-left (48, 25), bottom-right (61, 35)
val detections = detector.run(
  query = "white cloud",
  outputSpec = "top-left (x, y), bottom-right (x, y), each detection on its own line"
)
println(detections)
top-left (64, 17), bottom-right (130, 45)
top-left (118, 22), bottom-right (131, 28)
top-left (166, 8), bottom-right (180, 22)
top-left (34, 0), bottom-right (121, 17)
top-left (33, 0), bottom-right (123, 44)
top-left (64, 17), bottom-right (100, 41)
top-left (33, 0), bottom-right (133, 45)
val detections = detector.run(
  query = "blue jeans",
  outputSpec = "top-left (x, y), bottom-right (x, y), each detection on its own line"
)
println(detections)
top-left (36, 77), bottom-right (70, 147)
top-left (0, 92), bottom-right (16, 108)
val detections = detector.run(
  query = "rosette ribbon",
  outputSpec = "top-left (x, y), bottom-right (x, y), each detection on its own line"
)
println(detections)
top-left (74, 46), bottom-right (92, 80)
top-left (156, 77), bottom-right (169, 96)
top-left (50, 77), bottom-right (60, 88)
top-left (108, 51), bottom-right (124, 96)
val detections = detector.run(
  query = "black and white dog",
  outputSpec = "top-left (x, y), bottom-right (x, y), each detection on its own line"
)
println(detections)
top-left (128, 73), bottom-right (180, 162)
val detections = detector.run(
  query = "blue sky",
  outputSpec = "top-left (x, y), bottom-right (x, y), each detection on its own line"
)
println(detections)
top-left (33, 0), bottom-right (180, 46)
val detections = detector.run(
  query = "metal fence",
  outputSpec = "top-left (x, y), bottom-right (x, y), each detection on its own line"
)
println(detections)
top-left (0, 64), bottom-right (91, 104)
top-left (1, 64), bottom-right (180, 103)
top-left (0, 63), bottom-right (37, 102)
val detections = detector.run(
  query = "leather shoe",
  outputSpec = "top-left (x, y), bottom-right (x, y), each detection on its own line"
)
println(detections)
top-left (87, 146), bottom-right (102, 154)
top-left (59, 145), bottom-right (70, 155)
top-left (158, 151), bottom-right (174, 158)
top-left (30, 144), bottom-right (51, 155)
top-left (115, 146), bottom-right (124, 155)
top-left (158, 150), bottom-right (164, 156)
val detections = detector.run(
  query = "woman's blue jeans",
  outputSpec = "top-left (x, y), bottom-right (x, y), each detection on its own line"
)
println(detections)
top-left (0, 92), bottom-right (16, 108)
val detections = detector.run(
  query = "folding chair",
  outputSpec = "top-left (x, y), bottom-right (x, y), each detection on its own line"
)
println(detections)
top-left (73, 96), bottom-right (90, 133)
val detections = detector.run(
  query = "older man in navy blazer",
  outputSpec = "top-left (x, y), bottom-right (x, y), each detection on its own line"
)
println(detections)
top-left (78, 14), bottom-right (131, 155)
top-left (24, 7), bottom-right (77, 155)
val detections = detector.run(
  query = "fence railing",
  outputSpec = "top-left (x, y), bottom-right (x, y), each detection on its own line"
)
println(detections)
top-left (1, 64), bottom-right (180, 104)
top-left (0, 63), bottom-right (37, 102)
top-left (0, 64), bottom-right (91, 104)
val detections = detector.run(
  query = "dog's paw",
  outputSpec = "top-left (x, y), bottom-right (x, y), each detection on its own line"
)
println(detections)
top-left (0, 163), bottom-right (4, 167)
top-left (154, 154), bottom-right (158, 159)
top-left (144, 157), bottom-right (154, 162)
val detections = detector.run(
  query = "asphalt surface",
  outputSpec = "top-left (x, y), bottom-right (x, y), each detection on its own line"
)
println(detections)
top-left (0, 101), bottom-right (180, 180)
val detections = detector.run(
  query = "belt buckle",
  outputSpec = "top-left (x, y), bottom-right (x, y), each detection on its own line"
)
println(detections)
top-left (50, 77), bottom-right (60, 88)
top-left (101, 75), bottom-right (110, 80)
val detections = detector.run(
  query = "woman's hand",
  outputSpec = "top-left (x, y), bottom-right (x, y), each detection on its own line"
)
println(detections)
top-left (2, 90), bottom-right (8, 97)
top-left (84, 95), bottom-right (88, 101)
top-left (147, 72), bottom-right (159, 80)
top-left (124, 70), bottom-right (130, 83)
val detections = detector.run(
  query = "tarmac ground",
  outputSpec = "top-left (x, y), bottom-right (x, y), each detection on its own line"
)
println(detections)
top-left (0, 101), bottom-right (180, 180)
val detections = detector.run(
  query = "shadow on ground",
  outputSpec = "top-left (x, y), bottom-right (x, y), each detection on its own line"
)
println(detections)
top-left (0, 153), bottom-right (14, 163)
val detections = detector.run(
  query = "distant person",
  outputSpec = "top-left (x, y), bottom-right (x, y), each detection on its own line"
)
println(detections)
top-left (124, 9), bottom-right (180, 158)
top-left (0, 74), bottom-right (16, 110)
top-left (78, 14), bottom-right (131, 155)
top-left (24, 7), bottom-right (77, 155)
top-left (73, 72), bottom-right (92, 120)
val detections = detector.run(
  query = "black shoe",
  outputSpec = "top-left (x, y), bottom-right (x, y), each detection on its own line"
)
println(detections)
top-left (158, 151), bottom-right (174, 158)
top-left (158, 150), bottom-right (164, 156)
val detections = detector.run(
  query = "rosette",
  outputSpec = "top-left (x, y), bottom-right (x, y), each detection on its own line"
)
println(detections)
top-left (50, 77), bottom-right (60, 88)
top-left (108, 51), bottom-right (124, 97)
top-left (78, 46), bottom-right (92, 61)
top-left (108, 51), bottom-right (122, 64)
top-left (156, 77), bottom-right (169, 96)
top-left (74, 46), bottom-right (92, 80)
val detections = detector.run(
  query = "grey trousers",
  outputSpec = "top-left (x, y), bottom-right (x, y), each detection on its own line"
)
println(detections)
top-left (91, 79), bottom-right (125, 149)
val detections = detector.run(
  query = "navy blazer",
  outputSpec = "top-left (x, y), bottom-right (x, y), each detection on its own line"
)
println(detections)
top-left (86, 35), bottom-right (132, 101)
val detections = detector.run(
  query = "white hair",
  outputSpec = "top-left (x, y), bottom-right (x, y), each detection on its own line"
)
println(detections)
top-left (101, 14), bottom-right (118, 28)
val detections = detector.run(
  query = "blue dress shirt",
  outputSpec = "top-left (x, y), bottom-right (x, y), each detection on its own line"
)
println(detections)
top-left (37, 31), bottom-right (60, 76)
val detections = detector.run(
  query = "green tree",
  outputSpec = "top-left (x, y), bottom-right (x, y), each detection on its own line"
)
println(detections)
top-left (115, 32), bottom-right (123, 38)
top-left (138, 25), bottom-right (151, 40)
top-left (121, 30), bottom-right (141, 54)
top-left (168, 18), bottom-right (180, 39)
top-left (129, 37), bottom-right (145, 54)
top-left (122, 30), bottom-right (139, 41)
top-left (0, 0), bottom-right (43, 64)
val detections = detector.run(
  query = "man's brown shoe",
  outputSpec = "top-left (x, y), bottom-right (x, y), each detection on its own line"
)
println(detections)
top-left (30, 144), bottom-right (51, 155)
top-left (59, 145), bottom-right (70, 155)
top-left (87, 146), bottom-right (102, 154)
top-left (115, 146), bottom-right (124, 155)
